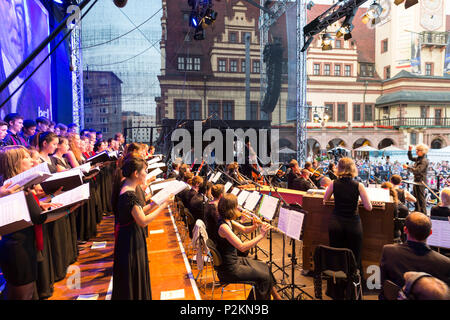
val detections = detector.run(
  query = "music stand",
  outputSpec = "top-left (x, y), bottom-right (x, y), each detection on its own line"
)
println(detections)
top-left (277, 204), bottom-right (314, 300)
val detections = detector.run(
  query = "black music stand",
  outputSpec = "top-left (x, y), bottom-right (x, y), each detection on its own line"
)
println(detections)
top-left (277, 204), bottom-right (314, 300)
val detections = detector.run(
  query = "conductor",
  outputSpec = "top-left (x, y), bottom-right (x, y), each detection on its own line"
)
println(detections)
top-left (403, 144), bottom-right (429, 214)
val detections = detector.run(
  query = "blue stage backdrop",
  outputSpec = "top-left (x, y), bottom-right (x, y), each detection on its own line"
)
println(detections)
top-left (0, 0), bottom-right (53, 121)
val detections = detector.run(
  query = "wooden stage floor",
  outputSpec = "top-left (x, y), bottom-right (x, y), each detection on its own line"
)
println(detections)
top-left (49, 204), bottom-right (249, 300)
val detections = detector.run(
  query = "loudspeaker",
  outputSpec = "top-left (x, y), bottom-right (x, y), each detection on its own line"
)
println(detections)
top-left (261, 43), bottom-right (283, 114)
top-left (113, 0), bottom-right (128, 8)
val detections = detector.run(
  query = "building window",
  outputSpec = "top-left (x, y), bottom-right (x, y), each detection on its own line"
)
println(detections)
top-left (250, 101), bottom-right (259, 120)
top-left (337, 103), bottom-right (346, 122)
top-left (102, 127), bottom-right (108, 133)
top-left (229, 32), bottom-right (237, 43)
top-left (222, 101), bottom-right (234, 120)
top-left (177, 56), bottom-right (185, 70)
top-left (218, 59), bottom-right (226, 72)
top-left (425, 63), bottom-right (433, 76)
top-left (313, 64), bottom-right (320, 75)
top-left (384, 65), bottom-right (391, 79)
top-left (353, 104), bottom-right (361, 122)
top-left (420, 106), bottom-right (428, 118)
top-left (324, 64), bottom-right (331, 76)
top-left (344, 65), bottom-right (351, 77)
top-left (360, 63), bottom-right (374, 77)
top-left (334, 64), bottom-right (341, 76)
top-left (189, 101), bottom-right (201, 120)
top-left (410, 132), bottom-right (417, 145)
top-left (242, 32), bottom-right (251, 43)
top-left (175, 100), bottom-right (187, 119)
top-left (194, 57), bottom-right (201, 71)
top-left (364, 104), bottom-right (373, 122)
top-left (241, 60), bottom-right (246, 73)
top-left (381, 39), bottom-right (388, 53)
top-left (335, 40), bottom-right (341, 49)
top-left (252, 60), bottom-right (260, 73)
top-left (208, 101), bottom-right (220, 118)
top-left (186, 57), bottom-right (193, 71)
top-left (230, 60), bottom-right (238, 72)
top-left (325, 103), bottom-right (334, 121)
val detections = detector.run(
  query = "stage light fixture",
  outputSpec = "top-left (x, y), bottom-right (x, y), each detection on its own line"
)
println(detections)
top-left (313, 112), bottom-right (321, 123)
top-left (394, 0), bottom-right (418, 9)
top-left (362, 2), bottom-right (382, 24)
top-left (113, 0), bottom-right (128, 8)
top-left (307, 1), bottom-right (315, 10)
top-left (321, 33), bottom-right (333, 51)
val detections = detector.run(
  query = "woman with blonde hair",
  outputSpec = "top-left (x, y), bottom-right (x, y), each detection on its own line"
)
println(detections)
top-left (324, 157), bottom-right (372, 273)
top-left (66, 132), bottom-right (84, 168)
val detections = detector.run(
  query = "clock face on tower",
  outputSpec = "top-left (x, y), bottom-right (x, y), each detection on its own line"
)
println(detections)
top-left (420, 0), bottom-right (443, 31)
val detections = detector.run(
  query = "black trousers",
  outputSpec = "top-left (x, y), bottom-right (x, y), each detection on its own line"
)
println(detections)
top-left (413, 185), bottom-right (426, 214)
top-left (328, 214), bottom-right (363, 273)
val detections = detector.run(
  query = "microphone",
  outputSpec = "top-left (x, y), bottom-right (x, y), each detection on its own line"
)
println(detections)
top-left (178, 121), bottom-right (187, 128)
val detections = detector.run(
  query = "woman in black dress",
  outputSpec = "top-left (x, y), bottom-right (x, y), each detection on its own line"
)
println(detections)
top-left (111, 156), bottom-right (172, 300)
top-left (215, 193), bottom-right (282, 300)
top-left (323, 157), bottom-right (372, 273)
top-left (0, 146), bottom-right (60, 299)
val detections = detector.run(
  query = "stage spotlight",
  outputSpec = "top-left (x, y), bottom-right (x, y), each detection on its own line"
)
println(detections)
top-left (113, 0), bottom-right (128, 8)
top-left (362, 2), bottom-right (382, 24)
top-left (336, 25), bottom-right (352, 39)
top-left (307, 1), bottom-right (315, 10)
top-left (394, 0), bottom-right (418, 9)
top-left (313, 112), bottom-right (321, 123)
top-left (53, 0), bottom-right (64, 4)
top-left (321, 33), bottom-right (333, 51)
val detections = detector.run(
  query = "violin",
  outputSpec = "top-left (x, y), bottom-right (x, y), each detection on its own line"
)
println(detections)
top-left (251, 163), bottom-right (266, 185)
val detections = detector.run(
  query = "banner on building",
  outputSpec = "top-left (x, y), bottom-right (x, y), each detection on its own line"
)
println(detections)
top-left (444, 33), bottom-right (450, 75)
top-left (410, 33), bottom-right (421, 74)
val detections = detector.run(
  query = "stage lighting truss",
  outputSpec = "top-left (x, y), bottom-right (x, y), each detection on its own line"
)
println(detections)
top-left (188, 0), bottom-right (218, 40)
top-left (394, 0), bottom-right (419, 9)
top-left (301, 0), bottom-right (370, 52)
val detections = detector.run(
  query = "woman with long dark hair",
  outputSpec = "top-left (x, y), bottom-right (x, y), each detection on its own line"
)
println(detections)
top-left (111, 156), bottom-right (172, 300)
top-left (215, 193), bottom-right (282, 300)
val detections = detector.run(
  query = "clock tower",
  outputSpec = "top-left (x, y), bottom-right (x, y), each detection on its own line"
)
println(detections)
top-left (375, 0), bottom-right (447, 78)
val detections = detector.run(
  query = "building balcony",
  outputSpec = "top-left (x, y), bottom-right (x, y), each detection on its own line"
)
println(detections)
top-left (419, 31), bottom-right (448, 47)
top-left (375, 117), bottom-right (450, 128)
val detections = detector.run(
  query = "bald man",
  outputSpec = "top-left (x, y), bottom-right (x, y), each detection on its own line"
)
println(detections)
top-left (379, 212), bottom-right (450, 299)
top-left (399, 272), bottom-right (449, 300)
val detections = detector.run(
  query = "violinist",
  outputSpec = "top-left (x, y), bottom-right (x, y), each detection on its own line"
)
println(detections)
top-left (291, 169), bottom-right (316, 192)
top-left (327, 163), bottom-right (338, 180)
top-left (286, 159), bottom-right (300, 189)
top-left (227, 162), bottom-right (246, 184)
top-left (305, 161), bottom-right (323, 188)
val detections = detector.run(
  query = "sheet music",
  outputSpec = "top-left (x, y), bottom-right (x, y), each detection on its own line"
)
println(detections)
top-left (148, 162), bottom-right (166, 169)
top-left (277, 208), bottom-right (304, 241)
top-left (365, 187), bottom-right (390, 203)
top-left (51, 183), bottom-right (90, 207)
top-left (4, 162), bottom-right (50, 187)
top-left (44, 168), bottom-right (83, 182)
top-left (257, 194), bottom-right (279, 221)
top-left (211, 172), bottom-right (222, 183)
top-left (237, 190), bottom-right (250, 206)
top-left (151, 181), bottom-right (187, 206)
top-left (150, 180), bottom-right (176, 193)
top-left (147, 157), bottom-right (162, 166)
top-left (224, 182), bottom-right (233, 193)
top-left (77, 163), bottom-right (91, 174)
top-left (147, 168), bottom-right (163, 180)
top-left (243, 191), bottom-right (261, 211)
top-left (0, 191), bottom-right (31, 226)
top-left (427, 218), bottom-right (450, 249)
top-left (230, 187), bottom-right (240, 196)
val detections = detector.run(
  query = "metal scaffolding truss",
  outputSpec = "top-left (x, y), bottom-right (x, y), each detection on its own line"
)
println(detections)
top-left (71, 18), bottom-right (85, 130)
top-left (258, 0), bottom-right (307, 166)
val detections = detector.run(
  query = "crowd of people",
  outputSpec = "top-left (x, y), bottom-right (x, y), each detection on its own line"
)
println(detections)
top-left (0, 112), bottom-right (448, 300)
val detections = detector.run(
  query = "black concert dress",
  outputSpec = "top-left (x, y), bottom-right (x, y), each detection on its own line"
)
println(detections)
top-left (215, 219), bottom-right (275, 300)
top-left (112, 191), bottom-right (151, 300)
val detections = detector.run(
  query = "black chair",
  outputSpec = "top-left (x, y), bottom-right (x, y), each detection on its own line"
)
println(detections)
top-left (313, 245), bottom-right (362, 300)
top-left (205, 239), bottom-right (256, 300)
